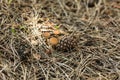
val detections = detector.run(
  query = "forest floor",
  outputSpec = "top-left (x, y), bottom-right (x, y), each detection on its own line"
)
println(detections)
top-left (0, 0), bottom-right (120, 80)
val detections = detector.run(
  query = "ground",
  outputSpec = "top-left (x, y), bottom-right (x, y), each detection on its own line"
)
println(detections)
top-left (0, 0), bottom-right (120, 80)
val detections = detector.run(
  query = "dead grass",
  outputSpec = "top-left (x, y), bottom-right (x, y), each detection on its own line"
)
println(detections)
top-left (0, 0), bottom-right (120, 80)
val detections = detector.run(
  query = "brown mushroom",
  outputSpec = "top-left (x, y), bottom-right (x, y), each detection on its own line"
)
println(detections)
top-left (42, 32), bottom-right (50, 38)
top-left (53, 30), bottom-right (61, 35)
top-left (49, 37), bottom-right (59, 45)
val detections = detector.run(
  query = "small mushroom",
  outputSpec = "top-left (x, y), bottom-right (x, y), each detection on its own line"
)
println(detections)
top-left (42, 32), bottom-right (50, 38)
top-left (53, 30), bottom-right (61, 35)
top-left (49, 37), bottom-right (59, 45)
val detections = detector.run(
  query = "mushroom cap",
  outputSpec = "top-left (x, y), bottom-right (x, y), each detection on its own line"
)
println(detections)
top-left (42, 32), bottom-right (50, 38)
top-left (49, 37), bottom-right (59, 45)
top-left (53, 30), bottom-right (60, 35)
